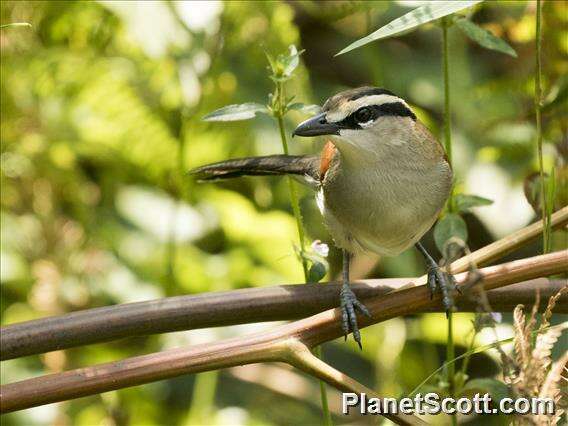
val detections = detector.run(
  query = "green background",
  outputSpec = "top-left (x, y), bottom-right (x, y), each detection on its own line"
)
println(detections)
top-left (1, 1), bottom-right (566, 425)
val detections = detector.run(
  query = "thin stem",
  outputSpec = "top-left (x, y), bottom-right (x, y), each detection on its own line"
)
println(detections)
top-left (0, 22), bottom-right (32, 29)
top-left (545, 165), bottom-right (555, 252)
top-left (441, 17), bottom-right (457, 425)
top-left (165, 200), bottom-right (179, 296)
top-left (535, 0), bottom-right (549, 253)
top-left (165, 114), bottom-right (188, 296)
top-left (185, 371), bottom-right (219, 424)
top-left (313, 346), bottom-right (333, 425)
top-left (274, 80), bottom-right (329, 423)
top-left (446, 311), bottom-right (456, 393)
top-left (442, 17), bottom-right (454, 213)
top-left (276, 105), bottom-right (309, 278)
top-left (458, 326), bottom-right (478, 383)
top-left (286, 342), bottom-right (426, 425)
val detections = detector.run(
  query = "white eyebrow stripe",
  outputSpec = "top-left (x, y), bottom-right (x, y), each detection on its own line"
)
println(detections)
top-left (326, 94), bottom-right (409, 122)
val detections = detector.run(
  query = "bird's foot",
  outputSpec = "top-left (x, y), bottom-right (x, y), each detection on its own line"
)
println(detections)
top-left (427, 265), bottom-right (459, 317)
top-left (340, 284), bottom-right (371, 349)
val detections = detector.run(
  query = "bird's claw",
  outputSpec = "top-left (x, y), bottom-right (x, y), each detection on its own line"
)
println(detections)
top-left (427, 266), bottom-right (458, 316)
top-left (340, 284), bottom-right (371, 349)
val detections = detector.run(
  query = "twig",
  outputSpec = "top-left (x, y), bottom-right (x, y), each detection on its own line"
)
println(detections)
top-left (274, 79), bottom-right (331, 423)
top-left (411, 206), bottom-right (568, 287)
top-left (276, 98), bottom-right (309, 277)
top-left (3, 208), bottom-right (566, 361)
top-left (1, 251), bottom-right (565, 414)
top-left (2, 278), bottom-right (566, 362)
top-left (284, 341), bottom-right (426, 425)
top-left (535, 0), bottom-right (549, 253)
top-left (0, 22), bottom-right (32, 29)
top-left (441, 17), bottom-right (457, 419)
top-left (441, 16), bottom-right (454, 210)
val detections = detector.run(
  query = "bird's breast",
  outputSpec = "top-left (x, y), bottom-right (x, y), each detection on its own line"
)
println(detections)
top-left (319, 155), bottom-right (452, 255)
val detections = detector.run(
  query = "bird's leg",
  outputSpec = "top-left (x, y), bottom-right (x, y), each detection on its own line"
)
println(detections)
top-left (415, 241), bottom-right (457, 316)
top-left (339, 250), bottom-right (371, 349)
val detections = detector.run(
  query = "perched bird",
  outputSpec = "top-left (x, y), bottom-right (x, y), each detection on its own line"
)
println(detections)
top-left (191, 87), bottom-right (454, 347)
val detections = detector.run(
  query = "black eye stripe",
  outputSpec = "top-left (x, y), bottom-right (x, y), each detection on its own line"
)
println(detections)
top-left (374, 102), bottom-right (416, 120)
top-left (334, 102), bottom-right (416, 130)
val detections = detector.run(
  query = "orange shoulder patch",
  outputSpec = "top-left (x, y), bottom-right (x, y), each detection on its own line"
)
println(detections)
top-left (319, 140), bottom-right (337, 181)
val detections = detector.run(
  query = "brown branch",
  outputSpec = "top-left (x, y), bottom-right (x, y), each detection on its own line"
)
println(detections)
top-left (3, 207), bottom-right (567, 362)
top-left (2, 278), bottom-right (565, 361)
top-left (297, 250), bottom-right (567, 348)
top-left (1, 251), bottom-right (565, 415)
top-left (0, 278), bottom-right (409, 361)
top-left (444, 206), bottom-right (568, 274)
top-left (284, 341), bottom-right (426, 425)
top-left (407, 206), bottom-right (568, 288)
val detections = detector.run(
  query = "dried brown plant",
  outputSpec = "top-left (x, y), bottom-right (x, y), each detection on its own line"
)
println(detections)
top-left (505, 286), bottom-right (568, 425)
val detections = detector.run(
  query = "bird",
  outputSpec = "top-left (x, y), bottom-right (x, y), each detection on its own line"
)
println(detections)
top-left (191, 86), bottom-right (455, 348)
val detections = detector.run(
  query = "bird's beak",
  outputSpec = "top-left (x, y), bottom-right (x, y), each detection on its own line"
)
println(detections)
top-left (293, 113), bottom-right (340, 137)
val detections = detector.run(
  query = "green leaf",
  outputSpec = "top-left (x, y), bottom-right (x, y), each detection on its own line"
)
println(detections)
top-left (265, 51), bottom-right (278, 75)
top-left (542, 75), bottom-right (568, 114)
top-left (453, 371), bottom-right (469, 391)
top-left (287, 103), bottom-right (322, 114)
top-left (202, 103), bottom-right (269, 122)
top-left (336, 1), bottom-right (483, 56)
top-left (267, 45), bottom-right (304, 80)
top-left (523, 172), bottom-right (545, 215)
top-left (434, 213), bottom-right (468, 254)
top-left (455, 194), bottom-right (493, 212)
top-left (460, 378), bottom-right (510, 402)
top-left (0, 22), bottom-right (32, 30)
top-left (280, 45), bottom-right (304, 77)
top-left (454, 17), bottom-right (517, 57)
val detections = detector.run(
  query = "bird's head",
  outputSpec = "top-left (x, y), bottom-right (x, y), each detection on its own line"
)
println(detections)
top-left (293, 87), bottom-right (417, 155)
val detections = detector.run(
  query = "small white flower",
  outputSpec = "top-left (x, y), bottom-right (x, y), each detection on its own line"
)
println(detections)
top-left (311, 240), bottom-right (329, 258)
top-left (490, 312), bottom-right (502, 323)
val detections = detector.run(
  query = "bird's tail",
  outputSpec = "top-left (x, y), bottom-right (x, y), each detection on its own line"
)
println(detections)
top-left (189, 155), bottom-right (319, 182)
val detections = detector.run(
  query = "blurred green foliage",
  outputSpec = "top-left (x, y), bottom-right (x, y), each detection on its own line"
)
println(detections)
top-left (1, 1), bottom-right (566, 425)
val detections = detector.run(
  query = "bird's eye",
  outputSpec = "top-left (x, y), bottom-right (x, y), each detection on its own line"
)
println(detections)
top-left (354, 107), bottom-right (373, 123)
